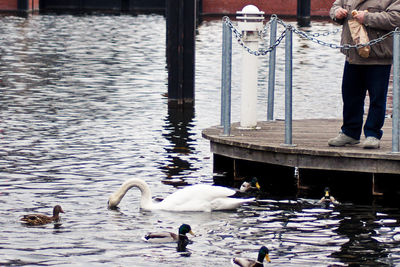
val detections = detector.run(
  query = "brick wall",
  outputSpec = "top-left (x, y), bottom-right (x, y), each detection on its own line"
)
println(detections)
top-left (202, 0), bottom-right (336, 17)
top-left (32, 0), bottom-right (40, 10)
top-left (0, 0), bottom-right (17, 10)
top-left (0, 0), bottom-right (39, 11)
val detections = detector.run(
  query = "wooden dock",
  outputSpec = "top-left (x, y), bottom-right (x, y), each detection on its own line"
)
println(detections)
top-left (202, 119), bottom-right (400, 174)
top-left (203, 119), bottom-right (400, 201)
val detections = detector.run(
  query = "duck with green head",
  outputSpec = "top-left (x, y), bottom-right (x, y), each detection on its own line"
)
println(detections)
top-left (318, 187), bottom-right (340, 207)
top-left (231, 246), bottom-right (271, 266)
top-left (143, 223), bottom-right (194, 244)
top-left (239, 177), bottom-right (261, 193)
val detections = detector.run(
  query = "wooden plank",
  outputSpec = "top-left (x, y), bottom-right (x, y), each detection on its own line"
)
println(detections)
top-left (202, 119), bottom-right (400, 174)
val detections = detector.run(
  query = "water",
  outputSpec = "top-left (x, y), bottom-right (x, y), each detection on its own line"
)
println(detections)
top-left (1, 13), bottom-right (400, 266)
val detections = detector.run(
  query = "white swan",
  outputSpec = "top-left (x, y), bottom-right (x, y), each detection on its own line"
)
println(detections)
top-left (108, 178), bottom-right (255, 212)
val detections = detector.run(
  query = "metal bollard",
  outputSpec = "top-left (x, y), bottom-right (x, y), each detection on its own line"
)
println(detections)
top-left (236, 5), bottom-right (264, 129)
top-left (284, 25), bottom-right (294, 146)
top-left (221, 18), bottom-right (232, 136)
top-left (392, 30), bottom-right (400, 152)
top-left (267, 15), bottom-right (277, 121)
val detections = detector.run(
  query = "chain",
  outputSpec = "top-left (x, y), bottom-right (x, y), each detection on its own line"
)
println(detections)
top-left (278, 19), bottom-right (394, 50)
top-left (301, 27), bottom-right (341, 38)
top-left (224, 16), bottom-right (396, 55)
top-left (224, 17), bottom-right (286, 56)
top-left (260, 14), bottom-right (276, 38)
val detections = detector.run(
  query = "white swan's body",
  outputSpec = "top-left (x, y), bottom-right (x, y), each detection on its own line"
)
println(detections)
top-left (108, 178), bottom-right (254, 212)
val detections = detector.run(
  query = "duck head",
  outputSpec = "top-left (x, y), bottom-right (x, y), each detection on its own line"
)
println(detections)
top-left (178, 224), bottom-right (195, 237)
top-left (258, 246), bottom-right (271, 263)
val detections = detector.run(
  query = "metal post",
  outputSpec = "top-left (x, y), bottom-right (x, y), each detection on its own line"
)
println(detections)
top-left (237, 5), bottom-right (264, 129)
top-left (221, 20), bottom-right (227, 127)
top-left (221, 19), bottom-right (232, 136)
top-left (166, 0), bottom-right (196, 107)
top-left (284, 26), bottom-right (293, 145)
top-left (267, 16), bottom-right (277, 121)
top-left (17, 0), bottom-right (29, 11)
top-left (297, 0), bottom-right (311, 27)
top-left (392, 30), bottom-right (400, 152)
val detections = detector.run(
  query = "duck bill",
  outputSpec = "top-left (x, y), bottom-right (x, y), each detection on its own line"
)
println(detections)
top-left (189, 230), bottom-right (195, 236)
top-left (265, 254), bottom-right (271, 263)
top-left (255, 182), bottom-right (261, 190)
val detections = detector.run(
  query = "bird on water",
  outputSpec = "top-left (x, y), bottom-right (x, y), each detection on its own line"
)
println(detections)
top-left (142, 223), bottom-right (195, 243)
top-left (108, 178), bottom-right (254, 212)
top-left (231, 246), bottom-right (271, 266)
top-left (20, 205), bottom-right (64, 226)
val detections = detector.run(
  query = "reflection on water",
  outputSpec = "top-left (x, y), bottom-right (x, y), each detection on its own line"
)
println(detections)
top-left (161, 106), bottom-right (196, 179)
top-left (332, 206), bottom-right (400, 266)
top-left (0, 13), bottom-right (400, 266)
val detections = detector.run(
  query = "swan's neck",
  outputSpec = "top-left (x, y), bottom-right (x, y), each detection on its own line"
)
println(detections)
top-left (108, 178), bottom-right (154, 209)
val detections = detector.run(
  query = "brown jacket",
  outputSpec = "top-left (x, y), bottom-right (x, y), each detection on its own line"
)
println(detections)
top-left (330, 0), bottom-right (400, 64)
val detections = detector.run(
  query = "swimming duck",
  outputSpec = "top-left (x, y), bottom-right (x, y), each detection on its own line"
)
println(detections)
top-left (239, 177), bottom-right (261, 193)
top-left (108, 178), bottom-right (254, 212)
top-left (177, 234), bottom-right (190, 252)
top-left (231, 246), bottom-right (271, 266)
top-left (20, 205), bottom-right (64, 226)
top-left (318, 187), bottom-right (340, 207)
top-left (142, 223), bottom-right (195, 243)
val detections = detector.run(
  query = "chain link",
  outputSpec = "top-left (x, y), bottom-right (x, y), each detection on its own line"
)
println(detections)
top-left (224, 16), bottom-right (396, 55)
top-left (224, 17), bottom-right (285, 56)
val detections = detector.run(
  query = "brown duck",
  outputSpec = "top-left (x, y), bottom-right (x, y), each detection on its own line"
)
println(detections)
top-left (20, 205), bottom-right (64, 226)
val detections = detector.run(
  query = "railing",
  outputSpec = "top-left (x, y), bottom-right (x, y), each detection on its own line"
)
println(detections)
top-left (220, 9), bottom-right (400, 153)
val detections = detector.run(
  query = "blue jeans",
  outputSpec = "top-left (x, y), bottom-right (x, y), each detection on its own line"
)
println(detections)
top-left (341, 61), bottom-right (391, 140)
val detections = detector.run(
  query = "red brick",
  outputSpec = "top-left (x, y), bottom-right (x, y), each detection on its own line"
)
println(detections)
top-left (202, 0), bottom-right (336, 17)
top-left (0, 0), bottom-right (17, 10)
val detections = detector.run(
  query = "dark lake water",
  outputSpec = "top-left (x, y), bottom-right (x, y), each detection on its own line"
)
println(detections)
top-left (1, 13), bottom-right (400, 266)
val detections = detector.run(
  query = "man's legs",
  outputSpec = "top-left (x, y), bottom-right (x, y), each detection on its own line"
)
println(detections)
top-left (363, 64), bottom-right (391, 139)
top-left (341, 62), bottom-right (367, 140)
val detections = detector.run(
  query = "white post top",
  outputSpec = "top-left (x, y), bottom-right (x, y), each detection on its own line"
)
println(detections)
top-left (236, 5), bottom-right (264, 32)
top-left (237, 4), bottom-right (264, 15)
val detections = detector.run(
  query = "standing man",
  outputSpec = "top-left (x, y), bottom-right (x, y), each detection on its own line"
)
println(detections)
top-left (328, 0), bottom-right (400, 149)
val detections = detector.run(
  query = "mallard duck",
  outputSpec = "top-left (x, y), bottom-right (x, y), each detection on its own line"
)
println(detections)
top-left (20, 205), bottom-right (64, 226)
top-left (239, 177), bottom-right (261, 193)
top-left (177, 234), bottom-right (190, 252)
top-left (108, 178), bottom-right (255, 212)
top-left (318, 187), bottom-right (340, 207)
top-left (231, 246), bottom-right (271, 266)
top-left (142, 223), bottom-right (195, 243)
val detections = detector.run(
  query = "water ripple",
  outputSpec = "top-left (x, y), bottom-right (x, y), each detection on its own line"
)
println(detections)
top-left (1, 14), bottom-right (400, 267)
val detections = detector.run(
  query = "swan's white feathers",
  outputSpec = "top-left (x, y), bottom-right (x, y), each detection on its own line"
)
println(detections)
top-left (108, 178), bottom-right (254, 212)
top-left (157, 184), bottom-right (245, 211)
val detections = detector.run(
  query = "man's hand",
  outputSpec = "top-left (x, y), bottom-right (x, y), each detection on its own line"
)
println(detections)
top-left (335, 7), bottom-right (348, 19)
top-left (352, 10), bottom-right (367, 24)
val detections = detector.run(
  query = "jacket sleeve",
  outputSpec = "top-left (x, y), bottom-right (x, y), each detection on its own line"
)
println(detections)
top-left (330, 0), bottom-right (345, 25)
top-left (364, 0), bottom-right (400, 31)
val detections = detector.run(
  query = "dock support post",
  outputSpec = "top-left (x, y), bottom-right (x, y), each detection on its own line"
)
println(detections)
top-left (392, 30), bottom-right (400, 153)
top-left (17, 0), bottom-right (29, 11)
top-left (267, 16), bottom-right (277, 121)
top-left (166, 0), bottom-right (196, 107)
top-left (284, 26), bottom-right (294, 146)
top-left (221, 18), bottom-right (232, 136)
top-left (297, 0), bottom-right (311, 27)
top-left (236, 5), bottom-right (264, 129)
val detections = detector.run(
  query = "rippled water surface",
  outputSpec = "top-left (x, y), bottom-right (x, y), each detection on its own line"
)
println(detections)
top-left (1, 13), bottom-right (400, 266)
